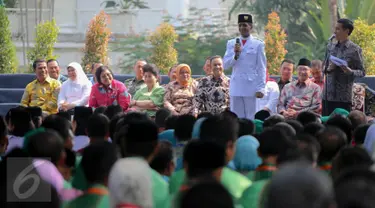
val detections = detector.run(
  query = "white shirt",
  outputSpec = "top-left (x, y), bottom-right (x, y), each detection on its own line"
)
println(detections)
top-left (58, 80), bottom-right (91, 108)
top-left (256, 81), bottom-right (280, 114)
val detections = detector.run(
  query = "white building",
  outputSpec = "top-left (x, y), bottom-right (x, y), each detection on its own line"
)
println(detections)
top-left (7, 0), bottom-right (238, 72)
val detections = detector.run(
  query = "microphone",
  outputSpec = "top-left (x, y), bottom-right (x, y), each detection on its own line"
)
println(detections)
top-left (328, 34), bottom-right (335, 41)
top-left (234, 38), bottom-right (241, 60)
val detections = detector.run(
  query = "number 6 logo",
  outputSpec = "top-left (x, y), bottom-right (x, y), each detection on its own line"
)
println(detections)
top-left (13, 160), bottom-right (43, 199)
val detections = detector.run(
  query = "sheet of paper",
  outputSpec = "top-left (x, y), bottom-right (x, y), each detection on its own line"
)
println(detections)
top-left (329, 55), bottom-right (348, 67)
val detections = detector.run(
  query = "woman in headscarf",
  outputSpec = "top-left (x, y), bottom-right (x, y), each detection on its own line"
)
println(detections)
top-left (164, 64), bottom-right (197, 115)
top-left (109, 158), bottom-right (153, 208)
top-left (89, 66), bottom-right (131, 111)
top-left (232, 135), bottom-right (261, 176)
top-left (58, 62), bottom-right (92, 114)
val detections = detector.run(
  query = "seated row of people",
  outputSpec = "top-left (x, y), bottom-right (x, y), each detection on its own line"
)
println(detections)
top-left (20, 57), bottom-right (326, 120)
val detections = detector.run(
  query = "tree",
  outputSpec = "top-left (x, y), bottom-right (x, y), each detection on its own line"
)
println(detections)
top-left (111, 33), bottom-right (152, 73)
top-left (27, 19), bottom-right (59, 72)
top-left (101, 0), bottom-right (149, 14)
top-left (149, 22), bottom-right (178, 74)
top-left (264, 12), bottom-right (287, 75)
top-left (166, 7), bottom-right (235, 75)
top-left (3, 0), bottom-right (17, 8)
top-left (350, 19), bottom-right (375, 75)
top-left (342, 0), bottom-right (375, 24)
top-left (81, 11), bottom-right (111, 73)
top-left (115, 7), bottom-right (234, 74)
top-left (0, 6), bottom-right (17, 73)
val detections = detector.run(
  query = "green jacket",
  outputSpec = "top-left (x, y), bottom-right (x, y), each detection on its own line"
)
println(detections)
top-left (240, 180), bottom-right (269, 208)
top-left (63, 184), bottom-right (109, 208)
top-left (169, 167), bottom-right (252, 204)
top-left (71, 159), bottom-right (170, 208)
top-left (252, 163), bottom-right (277, 181)
top-left (151, 169), bottom-right (171, 208)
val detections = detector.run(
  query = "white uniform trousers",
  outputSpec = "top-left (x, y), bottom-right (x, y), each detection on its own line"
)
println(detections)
top-left (230, 96), bottom-right (256, 120)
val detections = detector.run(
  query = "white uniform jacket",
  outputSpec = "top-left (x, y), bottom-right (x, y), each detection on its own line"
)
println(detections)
top-left (223, 35), bottom-right (266, 97)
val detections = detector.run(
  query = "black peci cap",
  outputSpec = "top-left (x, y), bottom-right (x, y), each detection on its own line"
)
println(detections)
top-left (298, 58), bottom-right (312, 68)
top-left (238, 14), bottom-right (253, 24)
top-left (255, 110), bottom-right (271, 121)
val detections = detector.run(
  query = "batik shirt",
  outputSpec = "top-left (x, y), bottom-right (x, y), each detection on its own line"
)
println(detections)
top-left (324, 40), bottom-right (365, 102)
top-left (20, 77), bottom-right (61, 114)
top-left (193, 75), bottom-right (230, 115)
top-left (278, 79), bottom-right (322, 113)
top-left (164, 80), bottom-right (197, 115)
top-left (88, 79), bottom-right (130, 111)
top-left (124, 77), bottom-right (146, 97)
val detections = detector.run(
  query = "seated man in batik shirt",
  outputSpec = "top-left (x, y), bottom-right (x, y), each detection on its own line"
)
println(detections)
top-left (193, 56), bottom-right (230, 116)
top-left (21, 59), bottom-right (61, 115)
top-left (124, 60), bottom-right (147, 97)
top-left (278, 58), bottom-right (322, 119)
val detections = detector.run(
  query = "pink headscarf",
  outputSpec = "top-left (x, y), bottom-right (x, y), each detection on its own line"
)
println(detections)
top-left (33, 159), bottom-right (82, 201)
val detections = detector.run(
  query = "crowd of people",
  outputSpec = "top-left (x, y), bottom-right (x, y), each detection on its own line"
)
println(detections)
top-left (1, 94), bottom-right (375, 207)
top-left (0, 12), bottom-right (372, 208)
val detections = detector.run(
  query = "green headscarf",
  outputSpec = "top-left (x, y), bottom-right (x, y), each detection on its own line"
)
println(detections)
top-left (253, 119), bottom-right (264, 134)
top-left (321, 108), bottom-right (350, 123)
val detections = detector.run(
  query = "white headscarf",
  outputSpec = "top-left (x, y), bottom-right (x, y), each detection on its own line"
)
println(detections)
top-left (108, 158), bottom-right (153, 208)
top-left (67, 62), bottom-right (91, 86)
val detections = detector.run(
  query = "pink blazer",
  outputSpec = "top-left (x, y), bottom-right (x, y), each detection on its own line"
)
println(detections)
top-left (88, 79), bottom-right (131, 111)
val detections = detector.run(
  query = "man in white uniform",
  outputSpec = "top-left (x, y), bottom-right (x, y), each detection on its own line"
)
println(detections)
top-left (223, 14), bottom-right (267, 119)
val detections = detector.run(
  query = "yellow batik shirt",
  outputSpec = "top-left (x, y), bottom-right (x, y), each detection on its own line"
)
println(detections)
top-left (20, 77), bottom-right (61, 114)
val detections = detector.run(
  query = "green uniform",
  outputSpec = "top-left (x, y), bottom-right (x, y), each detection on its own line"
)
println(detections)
top-left (151, 169), bottom-right (171, 208)
top-left (63, 184), bottom-right (109, 208)
top-left (252, 163), bottom-right (277, 181)
top-left (240, 179), bottom-right (269, 208)
top-left (133, 83), bottom-right (165, 117)
top-left (169, 167), bottom-right (252, 204)
top-left (71, 161), bottom-right (88, 191)
top-left (72, 160), bottom-right (170, 208)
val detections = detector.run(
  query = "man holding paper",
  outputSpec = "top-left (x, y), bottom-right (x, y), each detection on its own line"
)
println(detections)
top-left (323, 18), bottom-right (365, 115)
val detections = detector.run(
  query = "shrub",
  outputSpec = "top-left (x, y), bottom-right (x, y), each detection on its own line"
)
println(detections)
top-left (26, 19), bottom-right (59, 72)
top-left (82, 11), bottom-right (111, 73)
top-left (350, 19), bottom-right (375, 75)
top-left (112, 32), bottom-right (152, 73)
top-left (149, 22), bottom-right (178, 74)
top-left (0, 7), bottom-right (17, 73)
top-left (264, 11), bottom-right (287, 75)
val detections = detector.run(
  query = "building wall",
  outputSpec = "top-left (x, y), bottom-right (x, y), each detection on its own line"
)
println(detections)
top-left (8, 0), bottom-right (234, 72)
